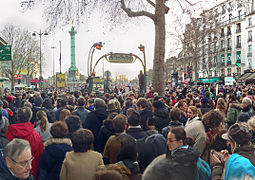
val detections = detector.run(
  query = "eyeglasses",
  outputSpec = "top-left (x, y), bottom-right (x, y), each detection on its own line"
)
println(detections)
top-left (10, 157), bottom-right (34, 167)
top-left (167, 139), bottom-right (178, 143)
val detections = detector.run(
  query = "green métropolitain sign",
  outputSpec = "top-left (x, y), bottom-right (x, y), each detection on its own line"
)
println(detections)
top-left (0, 45), bottom-right (12, 61)
top-left (108, 53), bottom-right (133, 63)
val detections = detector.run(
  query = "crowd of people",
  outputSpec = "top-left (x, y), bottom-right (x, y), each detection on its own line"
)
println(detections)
top-left (0, 84), bottom-right (254, 180)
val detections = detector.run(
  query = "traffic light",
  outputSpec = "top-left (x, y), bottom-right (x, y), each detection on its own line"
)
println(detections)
top-left (138, 44), bottom-right (144, 52)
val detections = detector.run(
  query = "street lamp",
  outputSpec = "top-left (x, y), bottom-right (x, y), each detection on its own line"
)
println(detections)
top-left (138, 44), bottom-right (147, 94)
top-left (51, 46), bottom-right (56, 88)
top-left (32, 30), bottom-right (48, 88)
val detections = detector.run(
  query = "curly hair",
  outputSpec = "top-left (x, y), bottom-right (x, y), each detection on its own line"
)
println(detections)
top-left (216, 98), bottom-right (227, 115)
top-left (202, 110), bottom-right (224, 129)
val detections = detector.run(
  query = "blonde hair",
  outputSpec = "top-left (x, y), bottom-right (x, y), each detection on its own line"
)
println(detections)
top-left (248, 116), bottom-right (255, 130)
top-left (216, 98), bottom-right (227, 115)
top-left (36, 110), bottom-right (48, 133)
top-left (188, 106), bottom-right (202, 118)
top-left (59, 109), bottom-right (71, 122)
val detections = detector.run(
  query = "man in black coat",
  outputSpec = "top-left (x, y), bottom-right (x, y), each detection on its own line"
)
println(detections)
top-left (136, 98), bottom-right (152, 131)
top-left (83, 98), bottom-right (108, 150)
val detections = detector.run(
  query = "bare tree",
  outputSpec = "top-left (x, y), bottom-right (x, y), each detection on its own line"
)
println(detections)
top-left (21, 0), bottom-right (224, 95)
top-left (0, 25), bottom-right (40, 91)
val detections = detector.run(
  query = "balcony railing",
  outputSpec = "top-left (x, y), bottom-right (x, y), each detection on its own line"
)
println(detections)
top-left (248, 38), bottom-right (252, 42)
top-left (236, 29), bottom-right (241, 33)
top-left (236, 44), bottom-right (241, 48)
top-left (227, 47), bottom-right (232, 51)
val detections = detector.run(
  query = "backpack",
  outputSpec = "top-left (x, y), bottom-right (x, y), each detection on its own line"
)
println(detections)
top-left (196, 157), bottom-right (212, 180)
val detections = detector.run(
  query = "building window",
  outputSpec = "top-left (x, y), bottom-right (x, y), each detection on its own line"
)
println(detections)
top-left (221, 69), bottom-right (225, 77)
top-left (248, 59), bottom-right (252, 69)
top-left (227, 26), bottom-right (231, 35)
top-left (227, 38), bottom-right (231, 50)
top-left (221, 54), bottom-right (225, 65)
top-left (222, 5), bottom-right (226, 14)
top-left (236, 35), bottom-right (241, 48)
top-left (236, 23), bottom-right (241, 33)
top-left (237, 67), bottom-right (241, 76)
top-left (248, 45), bottom-right (252, 57)
top-left (229, 14), bottom-right (232, 22)
top-left (221, 40), bottom-right (225, 51)
top-left (227, 53), bottom-right (231, 65)
top-left (248, 17), bottom-right (252, 26)
top-left (238, 10), bottom-right (242, 19)
top-left (236, 51), bottom-right (241, 65)
top-left (227, 68), bottom-right (231, 76)
top-left (221, 28), bottom-right (225, 37)
top-left (248, 30), bottom-right (252, 42)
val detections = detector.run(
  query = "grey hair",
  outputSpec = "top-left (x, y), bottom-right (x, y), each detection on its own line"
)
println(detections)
top-left (3, 138), bottom-right (31, 161)
top-left (17, 106), bottom-right (32, 123)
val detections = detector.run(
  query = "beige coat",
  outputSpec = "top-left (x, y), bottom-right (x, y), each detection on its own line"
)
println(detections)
top-left (60, 150), bottom-right (103, 180)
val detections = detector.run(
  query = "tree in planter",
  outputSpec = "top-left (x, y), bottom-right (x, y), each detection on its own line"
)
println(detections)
top-left (0, 25), bottom-right (40, 91)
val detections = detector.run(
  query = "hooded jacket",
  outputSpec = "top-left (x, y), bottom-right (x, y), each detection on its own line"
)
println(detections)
top-left (225, 100), bottom-right (242, 128)
top-left (224, 154), bottom-right (255, 180)
top-left (152, 107), bottom-right (170, 132)
top-left (167, 146), bottom-right (200, 179)
top-left (5, 122), bottom-right (43, 179)
top-left (37, 138), bottom-right (72, 180)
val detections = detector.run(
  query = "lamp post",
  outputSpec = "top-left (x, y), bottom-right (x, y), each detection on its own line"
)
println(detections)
top-left (51, 46), bottom-right (56, 88)
top-left (32, 30), bottom-right (48, 88)
top-left (87, 42), bottom-right (103, 93)
top-left (138, 44), bottom-right (147, 94)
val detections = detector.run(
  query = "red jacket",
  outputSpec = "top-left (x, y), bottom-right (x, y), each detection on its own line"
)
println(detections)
top-left (5, 122), bottom-right (43, 179)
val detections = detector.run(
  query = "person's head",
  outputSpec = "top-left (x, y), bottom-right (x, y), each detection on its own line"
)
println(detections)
top-left (34, 96), bottom-right (43, 107)
top-left (36, 110), bottom-right (48, 133)
top-left (117, 134), bottom-right (137, 162)
top-left (42, 98), bottom-right (53, 109)
top-left (142, 155), bottom-right (190, 180)
top-left (2, 99), bottom-right (9, 109)
top-left (50, 121), bottom-right (69, 138)
top-left (169, 108), bottom-right (181, 121)
top-left (106, 102), bottom-right (118, 113)
top-left (65, 115), bottom-right (81, 136)
top-left (136, 98), bottom-right (148, 112)
top-left (202, 110), bottom-right (224, 132)
top-left (112, 114), bottom-right (128, 133)
top-left (167, 127), bottom-right (186, 151)
top-left (3, 139), bottom-right (32, 179)
top-left (177, 99), bottom-right (188, 112)
top-left (187, 106), bottom-right (201, 119)
top-left (59, 109), bottom-right (71, 122)
top-left (248, 116), bottom-right (255, 131)
top-left (227, 94), bottom-right (236, 103)
top-left (152, 100), bottom-right (165, 112)
top-left (71, 129), bottom-right (94, 152)
top-left (242, 97), bottom-right (252, 109)
top-left (95, 170), bottom-right (123, 180)
top-left (23, 101), bottom-right (32, 109)
top-left (77, 96), bottom-right (86, 107)
top-left (16, 107), bottom-right (32, 123)
top-left (127, 111), bottom-right (140, 126)
top-left (222, 122), bottom-right (252, 151)
top-left (94, 98), bottom-right (106, 109)
top-left (216, 98), bottom-right (227, 112)
top-left (126, 108), bottom-right (136, 117)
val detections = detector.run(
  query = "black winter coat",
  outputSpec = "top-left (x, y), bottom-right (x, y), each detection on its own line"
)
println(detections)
top-left (152, 107), bottom-right (170, 132)
top-left (37, 138), bottom-right (72, 180)
top-left (83, 107), bottom-right (108, 149)
top-left (137, 133), bottom-right (166, 172)
top-left (126, 127), bottom-right (147, 140)
top-left (140, 108), bottom-right (152, 131)
top-left (97, 119), bottom-right (115, 153)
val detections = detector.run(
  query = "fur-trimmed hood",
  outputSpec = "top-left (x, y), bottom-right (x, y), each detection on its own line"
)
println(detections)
top-left (44, 138), bottom-right (72, 148)
top-left (229, 101), bottom-right (242, 110)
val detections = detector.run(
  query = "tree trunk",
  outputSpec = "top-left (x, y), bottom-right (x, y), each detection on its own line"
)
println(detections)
top-left (152, 0), bottom-right (166, 96)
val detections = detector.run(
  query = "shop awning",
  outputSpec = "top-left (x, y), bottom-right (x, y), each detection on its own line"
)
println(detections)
top-left (238, 73), bottom-right (253, 81)
top-left (246, 73), bottom-right (255, 80)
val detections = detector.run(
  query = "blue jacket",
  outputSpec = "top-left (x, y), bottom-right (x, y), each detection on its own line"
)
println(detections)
top-left (37, 138), bottom-right (72, 180)
top-left (224, 153), bottom-right (255, 179)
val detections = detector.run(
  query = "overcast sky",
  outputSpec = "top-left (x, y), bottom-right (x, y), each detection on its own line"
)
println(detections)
top-left (0, 0), bottom-right (219, 80)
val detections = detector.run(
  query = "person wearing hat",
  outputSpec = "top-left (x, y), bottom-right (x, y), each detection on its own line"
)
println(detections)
top-left (237, 97), bottom-right (255, 121)
top-left (106, 102), bottom-right (118, 113)
top-left (221, 122), bottom-right (255, 166)
top-left (83, 98), bottom-right (108, 151)
top-left (211, 123), bottom-right (255, 179)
